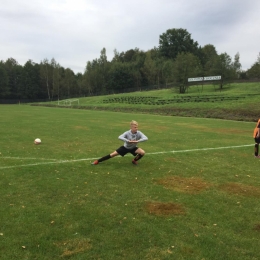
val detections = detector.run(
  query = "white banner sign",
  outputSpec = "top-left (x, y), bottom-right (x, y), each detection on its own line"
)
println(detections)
top-left (188, 77), bottom-right (203, 82)
top-left (204, 76), bottom-right (221, 81)
top-left (188, 76), bottom-right (221, 82)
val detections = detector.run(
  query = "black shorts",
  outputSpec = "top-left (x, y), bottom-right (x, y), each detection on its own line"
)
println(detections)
top-left (116, 146), bottom-right (138, 157)
top-left (255, 137), bottom-right (260, 144)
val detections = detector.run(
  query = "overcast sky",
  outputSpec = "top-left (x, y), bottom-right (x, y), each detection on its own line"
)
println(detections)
top-left (1, 0), bottom-right (259, 74)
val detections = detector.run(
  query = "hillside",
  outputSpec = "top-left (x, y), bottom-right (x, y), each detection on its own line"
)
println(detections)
top-left (36, 82), bottom-right (260, 122)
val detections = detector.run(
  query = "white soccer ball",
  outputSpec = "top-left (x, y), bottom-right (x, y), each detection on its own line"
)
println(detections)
top-left (34, 138), bottom-right (41, 145)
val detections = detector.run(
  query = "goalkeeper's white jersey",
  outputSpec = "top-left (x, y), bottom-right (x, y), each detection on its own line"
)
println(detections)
top-left (118, 130), bottom-right (148, 149)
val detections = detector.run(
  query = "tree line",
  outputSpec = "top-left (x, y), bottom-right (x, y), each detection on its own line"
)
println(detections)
top-left (1, 28), bottom-right (260, 100)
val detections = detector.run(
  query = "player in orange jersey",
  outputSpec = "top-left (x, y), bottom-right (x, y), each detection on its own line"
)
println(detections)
top-left (253, 119), bottom-right (260, 157)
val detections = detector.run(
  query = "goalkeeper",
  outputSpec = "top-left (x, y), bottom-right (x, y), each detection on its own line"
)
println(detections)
top-left (91, 120), bottom-right (148, 165)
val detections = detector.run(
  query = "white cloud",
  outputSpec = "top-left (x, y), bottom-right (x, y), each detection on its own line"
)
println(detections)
top-left (0, 0), bottom-right (259, 73)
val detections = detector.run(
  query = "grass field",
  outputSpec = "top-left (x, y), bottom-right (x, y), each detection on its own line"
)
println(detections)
top-left (1, 103), bottom-right (260, 260)
top-left (39, 82), bottom-right (260, 122)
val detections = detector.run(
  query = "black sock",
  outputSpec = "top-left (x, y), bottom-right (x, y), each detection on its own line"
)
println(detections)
top-left (134, 154), bottom-right (143, 161)
top-left (98, 154), bottom-right (111, 162)
top-left (255, 144), bottom-right (259, 156)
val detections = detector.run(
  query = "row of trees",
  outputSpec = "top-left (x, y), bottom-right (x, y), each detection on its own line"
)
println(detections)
top-left (0, 58), bottom-right (82, 100)
top-left (1, 28), bottom-right (260, 100)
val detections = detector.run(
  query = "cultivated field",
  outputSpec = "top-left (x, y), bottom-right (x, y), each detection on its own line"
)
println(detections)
top-left (1, 85), bottom-right (260, 259)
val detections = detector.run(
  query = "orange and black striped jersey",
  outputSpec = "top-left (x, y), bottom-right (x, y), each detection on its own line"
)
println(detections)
top-left (253, 119), bottom-right (260, 138)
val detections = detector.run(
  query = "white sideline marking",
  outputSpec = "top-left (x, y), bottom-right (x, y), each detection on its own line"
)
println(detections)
top-left (148, 144), bottom-right (252, 155)
top-left (0, 144), bottom-right (252, 170)
top-left (0, 158), bottom-right (98, 169)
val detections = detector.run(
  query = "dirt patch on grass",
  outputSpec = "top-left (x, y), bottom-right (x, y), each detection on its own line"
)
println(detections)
top-left (156, 176), bottom-right (211, 194)
top-left (165, 157), bottom-right (179, 162)
top-left (146, 201), bottom-right (186, 216)
top-left (74, 126), bottom-right (89, 130)
top-left (219, 183), bottom-right (260, 197)
top-left (55, 238), bottom-right (91, 257)
top-left (253, 224), bottom-right (260, 232)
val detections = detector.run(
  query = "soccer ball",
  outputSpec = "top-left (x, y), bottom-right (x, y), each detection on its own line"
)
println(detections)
top-left (34, 138), bottom-right (41, 145)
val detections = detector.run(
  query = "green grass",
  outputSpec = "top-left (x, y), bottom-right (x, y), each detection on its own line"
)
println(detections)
top-left (39, 82), bottom-right (260, 121)
top-left (1, 104), bottom-right (260, 260)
